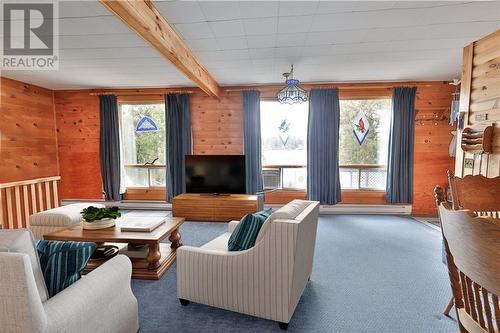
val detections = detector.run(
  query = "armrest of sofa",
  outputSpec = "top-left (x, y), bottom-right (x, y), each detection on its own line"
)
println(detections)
top-left (176, 242), bottom-right (291, 323)
top-left (178, 245), bottom-right (248, 257)
top-left (0, 253), bottom-right (48, 333)
top-left (177, 245), bottom-right (250, 299)
top-left (43, 255), bottom-right (139, 333)
top-left (228, 220), bottom-right (239, 233)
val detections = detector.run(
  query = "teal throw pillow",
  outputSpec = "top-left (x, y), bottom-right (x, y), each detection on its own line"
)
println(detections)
top-left (228, 208), bottom-right (272, 251)
top-left (35, 240), bottom-right (96, 297)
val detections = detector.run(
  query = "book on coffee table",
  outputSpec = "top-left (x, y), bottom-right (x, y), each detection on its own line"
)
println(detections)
top-left (119, 244), bottom-right (148, 259)
top-left (119, 217), bottom-right (166, 232)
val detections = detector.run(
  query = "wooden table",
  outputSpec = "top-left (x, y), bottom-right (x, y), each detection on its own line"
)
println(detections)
top-left (43, 217), bottom-right (184, 280)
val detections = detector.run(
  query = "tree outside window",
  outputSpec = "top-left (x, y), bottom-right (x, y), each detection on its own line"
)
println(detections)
top-left (339, 99), bottom-right (391, 190)
top-left (260, 101), bottom-right (308, 189)
top-left (120, 103), bottom-right (166, 188)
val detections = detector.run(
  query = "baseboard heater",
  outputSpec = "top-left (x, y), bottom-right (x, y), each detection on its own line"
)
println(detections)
top-left (63, 200), bottom-right (411, 215)
top-left (62, 199), bottom-right (172, 211)
top-left (267, 203), bottom-right (412, 215)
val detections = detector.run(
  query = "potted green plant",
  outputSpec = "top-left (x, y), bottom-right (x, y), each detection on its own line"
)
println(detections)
top-left (81, 206), bottom-right (121, 230)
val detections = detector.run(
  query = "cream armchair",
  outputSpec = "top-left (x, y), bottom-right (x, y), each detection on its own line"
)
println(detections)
top-left (0, 229), bottom-right (139, 333)
top-left (177, 200), bottom-right (320, 330)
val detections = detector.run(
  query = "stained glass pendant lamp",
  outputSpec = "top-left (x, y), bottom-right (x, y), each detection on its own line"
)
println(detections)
top-left (276, 65), bottom-right (308, 104)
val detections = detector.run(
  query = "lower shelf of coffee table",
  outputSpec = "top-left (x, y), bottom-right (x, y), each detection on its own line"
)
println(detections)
top-left (85, 243), bottom-right (176, 280)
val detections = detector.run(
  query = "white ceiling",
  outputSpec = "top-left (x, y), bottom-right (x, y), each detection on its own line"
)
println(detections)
top-left (1, 1), bottom-right (499, 90)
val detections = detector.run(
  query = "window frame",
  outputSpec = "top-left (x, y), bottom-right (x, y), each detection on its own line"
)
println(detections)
top-left (259, 93), bottom-right (391, 193)
top-left (338, 96), bottom-right (392, 192)
top-left (259, 99), bottom-right (308, 191)
top-left (118, 98), bottom-right (166, 190)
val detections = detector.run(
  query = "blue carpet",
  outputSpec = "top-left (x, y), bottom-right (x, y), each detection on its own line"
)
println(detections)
top-left (131, 215), bottom-right (457, 333)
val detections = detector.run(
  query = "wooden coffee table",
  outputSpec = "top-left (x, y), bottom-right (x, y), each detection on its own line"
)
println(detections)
top-left (43, 217), bottom-right (185, 280)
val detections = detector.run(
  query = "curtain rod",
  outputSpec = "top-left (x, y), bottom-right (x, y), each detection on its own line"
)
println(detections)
top-left (223, 85), bottom-right (395, 92)
top-left (89, 90), bottom-right (195, 96)
top-left (88, 81), bottom-right (444, 96)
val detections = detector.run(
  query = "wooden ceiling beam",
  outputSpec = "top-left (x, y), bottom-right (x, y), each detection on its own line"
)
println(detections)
top-left (99, 0), bottom-right (220, 98)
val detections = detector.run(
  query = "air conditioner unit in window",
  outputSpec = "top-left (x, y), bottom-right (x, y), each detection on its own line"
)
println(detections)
top-left (262, 169), bottom-right (280, 190)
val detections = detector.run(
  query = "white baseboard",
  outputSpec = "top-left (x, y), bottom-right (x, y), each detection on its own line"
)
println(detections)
top-left (319, 204), bottom-right (412, 215)
top-left (61, 199), bottom-right (172, 211)
top-left (62, 199), bottom-right (410, 215)
top-left (267, 203), bottom-right (412, 215)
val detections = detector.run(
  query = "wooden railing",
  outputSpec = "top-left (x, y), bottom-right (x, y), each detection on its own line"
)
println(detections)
top-left (0, 176), bottom-right (61, 229)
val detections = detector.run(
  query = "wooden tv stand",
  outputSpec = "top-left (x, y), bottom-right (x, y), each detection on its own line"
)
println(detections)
top-left (172, 193), bottom-right (259, 222)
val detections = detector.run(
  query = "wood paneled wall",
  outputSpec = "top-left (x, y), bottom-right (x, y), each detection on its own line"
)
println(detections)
top-left (413, 83), bottom-right (456, 215)
top-left (52, 89), bottom-right (246, 199)
top-left (455, 30), bottom-right (500, 178)
top-left (54, 82), bottom-right (453, 214)
top-left (0, 77), bottom-right (58, 183)
top-left (1, 77), bottom-right (453, 215)
top-left (53, 91), bottom-right (103, 199)
top-left (191, 91), bottom-right (243, 155)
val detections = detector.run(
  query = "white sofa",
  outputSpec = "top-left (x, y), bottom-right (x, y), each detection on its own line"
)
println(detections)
top-left (177, 200), bottom-right (320, 330)
top-left (29, 203), bottom-right (104, 240)
top-left (0, 229), bottom-right (139, 333)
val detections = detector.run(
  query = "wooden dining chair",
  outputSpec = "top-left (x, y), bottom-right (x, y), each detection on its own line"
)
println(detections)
top-left (435, 172), bottom-right (500, 317)
top-left (447, 171), bottom-right (500, 220)
top-left (435, 185), bottom-right (456, 317)
top-left (438, 202), bottom-right (500, 333)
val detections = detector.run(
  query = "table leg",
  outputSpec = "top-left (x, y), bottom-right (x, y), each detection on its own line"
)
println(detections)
top-left (169, 228), bottom-right (182, 249)
top-left (146, 243), bottom-right (161, 269)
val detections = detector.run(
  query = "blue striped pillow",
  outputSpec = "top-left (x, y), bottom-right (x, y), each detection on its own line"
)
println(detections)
top-left (35, 240), bottom-right (96, 297)
top-left (228, 208), bottom-right (272, 251)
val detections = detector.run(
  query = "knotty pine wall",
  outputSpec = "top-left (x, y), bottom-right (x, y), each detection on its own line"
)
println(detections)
top-left (0, 77), bottom-right (58, 183)
top-left (413, 83), bottom-right (456, 215)
top-left (455, 29), bottom-right (500, 178)
top-left (52, 90), bottom-right (246, 199)
top-left (1, 77), bottom-right (454, 215)
top-left (53, 91), bottom-right (103, 199)
top-left (191, 91), bottom-right (243, 155)
top-left (53, 82), bottom-right (453, 214)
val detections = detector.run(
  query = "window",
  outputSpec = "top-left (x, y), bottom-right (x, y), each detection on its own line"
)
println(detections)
top-left (120, 103), bottom-right (166, 188)
top-left (260, 101), bottom-right (308, 190)
top-left (339, 99), bottom-right (391, 190)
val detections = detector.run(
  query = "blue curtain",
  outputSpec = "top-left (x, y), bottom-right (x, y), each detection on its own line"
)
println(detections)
top-left (386, 87), bottom-right (417, 204)
top-left (243, 91), bottom-right (263, 194)
top-left (307, 89), bottom-right (341, 205)
top-left (165, 94), bottom-right (192, 202)
top-left (99, 95), bottom-right (121, 201)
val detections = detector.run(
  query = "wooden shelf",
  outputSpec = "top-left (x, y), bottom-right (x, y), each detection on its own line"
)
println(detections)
top-left (172, 193), bottom-right (259, 222)
top-left (85, 243), bottom-right (176, 280)
top-left (460, 126), bottom-right (494, 154)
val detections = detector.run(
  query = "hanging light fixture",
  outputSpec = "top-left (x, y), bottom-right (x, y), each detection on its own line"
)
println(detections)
top-left (276, 64), bottom-right (308, 104)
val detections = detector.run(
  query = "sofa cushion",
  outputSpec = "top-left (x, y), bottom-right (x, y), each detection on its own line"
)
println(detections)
top-left (0, 229), bottom-right (49, 302)
top-left (29, 203), bottom-right (105, 227)
top-left (272, 200), bottom-right (311, 220)
top-left (255, 200), bottom-right (311, 243)
top-left (254, 214), bottom-right (273, 243)
top-left (228, 208), bottom-right (272, 251)
top-left (201, 232), bottom-right (231, 252)
top-left (36, 240), bottom-right (96, 297)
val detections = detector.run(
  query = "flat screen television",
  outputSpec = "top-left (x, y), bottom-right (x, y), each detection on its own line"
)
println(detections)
top-left (185, 155), bottom-right (246, 194)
